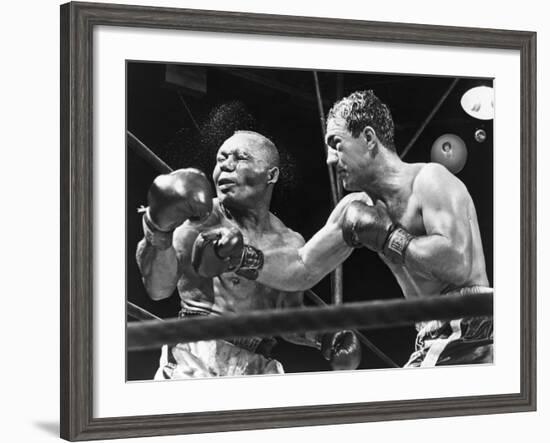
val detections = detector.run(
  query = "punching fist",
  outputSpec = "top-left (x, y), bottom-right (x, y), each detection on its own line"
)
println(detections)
top-left (320, 330), bottom-right (362, 371)
top-left (192, 227), bottom-right (245, 277)
top-left (341, 200), bottom-right (414, 264)
top-left (341, 200), bottom-right (392, 251)
top-left (148, 168), bottom-right (213, 231)
top-left (192, 227), bottom-right (264, 280)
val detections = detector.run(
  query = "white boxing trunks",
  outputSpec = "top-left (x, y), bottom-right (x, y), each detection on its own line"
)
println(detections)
top-left (154, 340), bottom-right (284, 379)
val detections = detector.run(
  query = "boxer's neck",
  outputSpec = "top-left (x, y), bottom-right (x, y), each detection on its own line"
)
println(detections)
top-left (362, 150), bottom-right (412, 203)
top-left (221, 201), bottom-right (271, 232)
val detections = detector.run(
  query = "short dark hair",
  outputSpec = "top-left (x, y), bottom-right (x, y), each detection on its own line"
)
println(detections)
top-left (327, 90), bottom-right (396, 151)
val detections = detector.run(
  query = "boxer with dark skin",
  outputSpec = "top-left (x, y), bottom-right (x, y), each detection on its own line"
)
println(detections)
top-left (250, 91), bottom-right (493, 367)
top-left (136, 130), bottom-right (361, 379)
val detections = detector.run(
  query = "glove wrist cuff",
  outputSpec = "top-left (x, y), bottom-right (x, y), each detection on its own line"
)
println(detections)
top-left (383, 225), bottom-right (414, 264)
top-left (142, 208), bottom-right (174, 250)
top-left (234, 245), bottom-right (264, 280)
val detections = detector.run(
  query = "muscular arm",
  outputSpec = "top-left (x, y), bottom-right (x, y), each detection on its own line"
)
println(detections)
top-left (404, 164), bottom-right (473, 285)
top-left (257, 193), bottom-right (371, 292)
top-left (135, 168), bottom-right (214, 301)
top-left (136, 238), bottom-right (179, 301)
top-left (136, 222), bottom-right (203, 301)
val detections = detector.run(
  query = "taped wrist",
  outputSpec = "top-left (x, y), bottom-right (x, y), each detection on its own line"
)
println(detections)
top-left (230, 245), bottom-right (264, 280)
top-left (142, 208), bottom-right (174, 250)
top-left (383, 225), bottom-right (414, 264)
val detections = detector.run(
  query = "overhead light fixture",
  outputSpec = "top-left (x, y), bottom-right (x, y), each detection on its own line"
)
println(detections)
top-left (431, 133), bottom-right (468, 174)
top-left (460, 86), bottom-right (494, 120)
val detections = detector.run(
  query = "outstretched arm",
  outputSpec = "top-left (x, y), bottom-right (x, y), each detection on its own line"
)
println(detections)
top-left (256, 193), bottom-right (372, 292)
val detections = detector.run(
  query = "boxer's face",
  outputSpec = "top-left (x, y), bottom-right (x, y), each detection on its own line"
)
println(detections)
top-left (325, 118), bottom-right (370, 191)
top-left (213, 133), bottom-right (274, 207)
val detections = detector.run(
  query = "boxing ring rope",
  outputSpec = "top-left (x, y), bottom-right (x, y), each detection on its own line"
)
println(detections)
top-left (128, 128), bottom-right (349, 306)
top-left (127, 129), bottom-right (401, 366)
top-left (127, 290), bottom-right (399, 367)
top-left (312, 71), bottom-right (341, 206)
top-left (127, 131), bottom-right (172, 174)
top-left (127, 301), bottom-right (162, 322)
top-left (400, 78), bottom-right (460, 159)
top-left (306, 289), bottom-right (397, 367)
top-left (312, 72), bottom-right (344, 306)
top-left (128, 290), bottom-right (493, 351)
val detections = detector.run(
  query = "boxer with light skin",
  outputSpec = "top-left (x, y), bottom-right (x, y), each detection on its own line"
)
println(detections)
top-left (136, 130), bottom-right (361, 379)
top-left (253, 91), bottom-right (493, 367)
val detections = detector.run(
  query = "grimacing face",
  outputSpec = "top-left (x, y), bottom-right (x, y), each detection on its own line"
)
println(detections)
top-left (325, 118), bottom-right (369, 191)
top-left (212, 133), bottom-right (275, 208)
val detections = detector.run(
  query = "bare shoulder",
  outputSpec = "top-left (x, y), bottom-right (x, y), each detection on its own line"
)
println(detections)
top-left (413, 162), bottom-right (469, 206)
top-left (269, 213), bottom-right (305, 248)
top-left (414, 162), bottom-right (461, 187)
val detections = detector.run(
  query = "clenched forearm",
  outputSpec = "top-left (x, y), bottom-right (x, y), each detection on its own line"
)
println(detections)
top-left (136, 238), bottom-right (179, 300)
top-left (258, 225), bottom-right (352, 291)
top-left (405, 234), bottom-right (471, 285)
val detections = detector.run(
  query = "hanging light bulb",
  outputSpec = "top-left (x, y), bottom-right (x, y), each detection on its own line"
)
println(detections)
top-left (431, 133), bottom-right (468, 174)
top-left (460, 86), bottom-right (494, 120)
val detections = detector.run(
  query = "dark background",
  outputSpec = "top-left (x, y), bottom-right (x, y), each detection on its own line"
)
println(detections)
top-left (126, 61), bottom-right (493, 380)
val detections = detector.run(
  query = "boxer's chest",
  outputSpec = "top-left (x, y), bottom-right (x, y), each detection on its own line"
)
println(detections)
top-left (387, 194), bottom-right (425, 236)
top-left (213, 273), bottom-right (281, 312)
top-left (213, 220), bottom-right (284, 311)
top-left (217, 215), bottom-right (281, 251)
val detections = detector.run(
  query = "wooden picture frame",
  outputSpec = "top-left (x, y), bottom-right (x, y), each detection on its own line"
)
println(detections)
top-left (60, 1), bottom-right (536, 440)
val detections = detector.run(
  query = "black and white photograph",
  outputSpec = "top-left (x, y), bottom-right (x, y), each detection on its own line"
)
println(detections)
top-left (53, 1), bottom-right (538, 441)
top-left (126, 61), bottom-right (495, 381)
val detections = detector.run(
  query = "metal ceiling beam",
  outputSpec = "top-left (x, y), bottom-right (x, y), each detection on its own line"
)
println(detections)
top-left (400, 78), bottom-right (460, 159)
top-left (219, 67), bottom-right (332, 108)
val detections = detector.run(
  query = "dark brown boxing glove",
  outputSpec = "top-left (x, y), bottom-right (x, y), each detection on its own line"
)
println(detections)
top-left (143, 168), bottom-right (213, 249)
top-left (148, 168), bottom-right (213, 230)
top-left (341, 200), bottom-right (414, 264)
top-left (341, 200), bottom-right (393, 250)
top-left (191, 227), bottom-right (264, 279)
